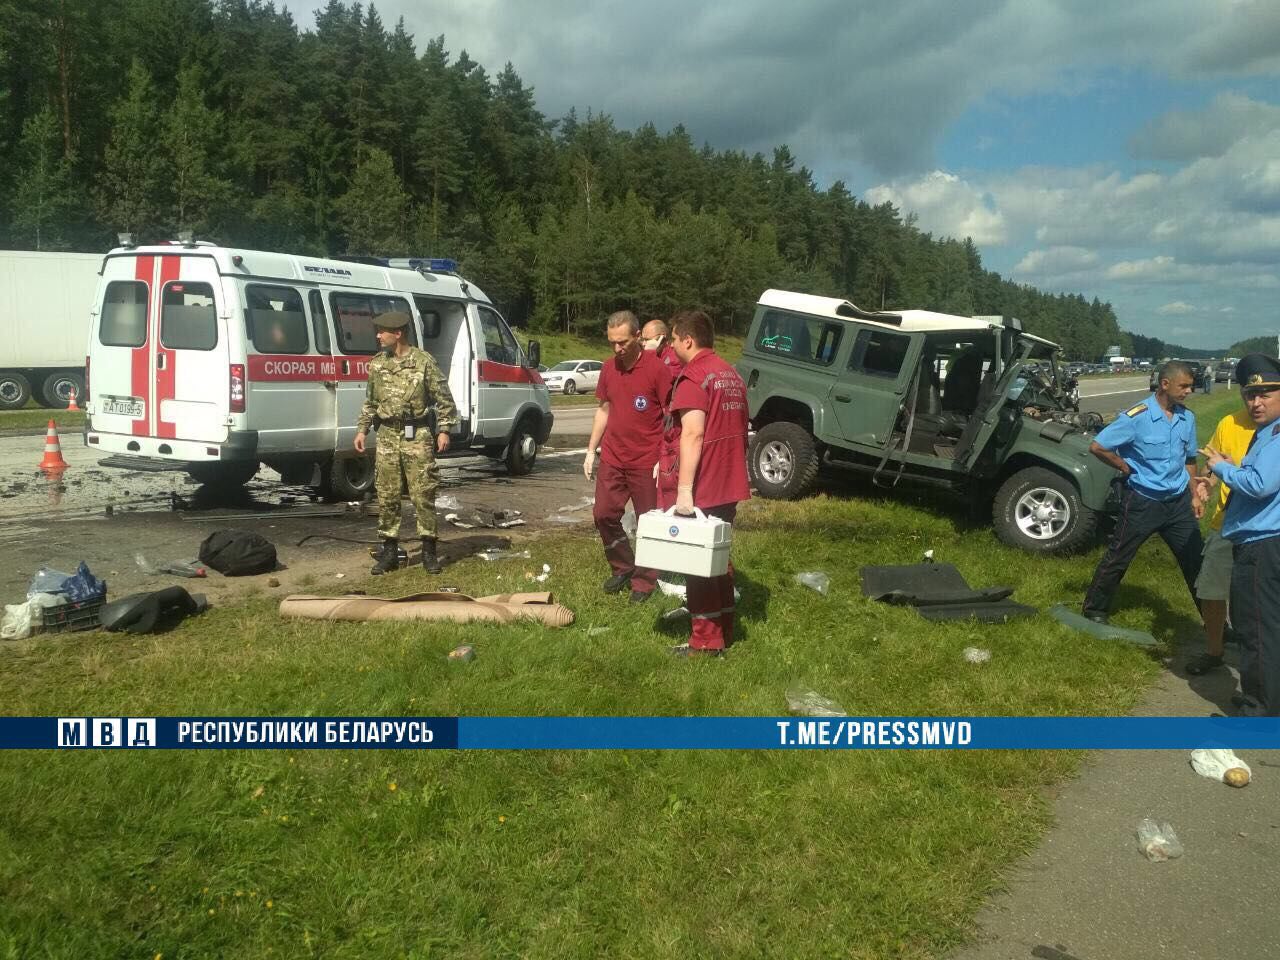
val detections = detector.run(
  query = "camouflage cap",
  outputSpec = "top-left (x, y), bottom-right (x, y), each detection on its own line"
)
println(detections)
top-left (373, 311), bottom-right (412, 330)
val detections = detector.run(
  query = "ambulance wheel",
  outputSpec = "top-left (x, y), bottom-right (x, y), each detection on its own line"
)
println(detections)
top-left (0, 371), bottom-right (31, 410)
top-left (505, 417), bottom-right (539, 476)
top-left (187, 461), bottom-right (259, 488)
top-left (563, 379), bottom-right (577, 395)
top-left (41, 371), bottom-right (84, 409)
top-left (322, 454), bottom-right (375, 500)
top-left (748, 422), bottom-right (819, 500)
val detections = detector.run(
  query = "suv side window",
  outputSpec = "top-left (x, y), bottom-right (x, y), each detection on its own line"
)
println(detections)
top-left (755, 310), bottom-right (843, 366)
top-left (849, 328), bottom-right (911, 378)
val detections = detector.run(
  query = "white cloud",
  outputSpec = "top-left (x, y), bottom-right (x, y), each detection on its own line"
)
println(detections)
top-left (1130, 92), bottom-right (1280, 160)
top-left (864, 171), bottom-right (1006, 244)
top-left (322, 0), bottom-right (1280, 177)
top-left (1157, 301), bottom-right (1197, 314)
top-left (1012, 246), bottom-right (1099, 276)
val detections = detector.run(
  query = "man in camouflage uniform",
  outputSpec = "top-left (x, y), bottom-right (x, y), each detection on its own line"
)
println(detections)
top-left (354, 311), bottom-right (458, 574)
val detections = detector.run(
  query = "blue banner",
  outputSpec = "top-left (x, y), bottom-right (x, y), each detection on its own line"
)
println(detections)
top-left (2, 716), bottom-right (1279, 750)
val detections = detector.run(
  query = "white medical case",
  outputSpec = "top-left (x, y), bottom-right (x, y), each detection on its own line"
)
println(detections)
top-left (634, 507), bottom-right (732, 577)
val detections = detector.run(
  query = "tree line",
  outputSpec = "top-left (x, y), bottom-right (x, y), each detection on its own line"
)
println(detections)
top-left (3, 0), bottom-right (1134, 357)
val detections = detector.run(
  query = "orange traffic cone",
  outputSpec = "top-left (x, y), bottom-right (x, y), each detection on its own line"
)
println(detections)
top-left (39, 420), bottom-right (69, 472)
top-left (66, 387), bottom-right (80, 412)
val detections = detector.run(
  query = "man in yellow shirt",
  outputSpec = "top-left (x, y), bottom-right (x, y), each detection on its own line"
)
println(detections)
top-left (1186, 391), bottom-right (1257, 675)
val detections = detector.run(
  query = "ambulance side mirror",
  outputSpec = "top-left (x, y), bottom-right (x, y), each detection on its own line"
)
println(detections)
top-left (527, 340), bottom-right (541, 368)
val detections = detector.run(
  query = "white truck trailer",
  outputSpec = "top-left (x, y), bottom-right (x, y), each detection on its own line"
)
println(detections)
top-left (0, 250), bottom-right (102, 408)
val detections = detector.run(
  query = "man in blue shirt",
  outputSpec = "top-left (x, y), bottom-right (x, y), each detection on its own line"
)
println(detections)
top-left (1082, 360), bottom-right (1205, 623)
top-left (1202, 354), bottom-right (1280, 716)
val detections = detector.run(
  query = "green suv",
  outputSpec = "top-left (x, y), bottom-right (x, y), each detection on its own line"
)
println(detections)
top-left (737, 290), bottom-right (1119, 553)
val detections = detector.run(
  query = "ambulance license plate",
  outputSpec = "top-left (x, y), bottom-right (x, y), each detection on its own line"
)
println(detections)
top-left (101, 395), bottom-right (144, 418)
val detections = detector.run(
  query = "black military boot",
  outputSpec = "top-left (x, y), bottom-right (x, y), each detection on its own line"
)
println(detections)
top-left (370, 538), bottom-right (400, 575)
top-left (421, 537), bottom-right (442, 574)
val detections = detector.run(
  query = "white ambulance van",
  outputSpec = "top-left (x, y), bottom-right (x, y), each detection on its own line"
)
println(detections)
top-left (84, 239), bottom-right (553, 498)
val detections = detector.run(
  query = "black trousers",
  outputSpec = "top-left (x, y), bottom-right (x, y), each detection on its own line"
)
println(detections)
top-left (1230, 535), bottom-right (1280, 716)
top-left (1083, 485), bottom-right (1203, 618)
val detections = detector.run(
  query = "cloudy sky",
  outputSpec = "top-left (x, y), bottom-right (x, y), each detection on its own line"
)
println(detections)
top-left (303, 0), bottom-right (1280, 349)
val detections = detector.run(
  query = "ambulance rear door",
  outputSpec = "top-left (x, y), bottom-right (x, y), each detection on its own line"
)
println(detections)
top-left (240, 281), bottom-right (334, 455)
top-left (474, 305), bottom-right (538, 441)
top-left (90, 251), bottom-right (230, 443)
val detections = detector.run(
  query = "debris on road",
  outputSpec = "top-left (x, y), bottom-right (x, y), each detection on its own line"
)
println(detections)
top-left (963, 646), bottom-right (992, 664)
top-left (476, 548), bottom-right (531, 561)
top-left (447, 644), bottom-right (476, 662)
top-left (198, 530), bottom-right (278, 576)
top-left (1136, 818), bottom-right (1183, 862)
top-left (1048, 604), bottom-right (1159, 647)
top-left (446, 509), bottom-right (525, 530)
top-left (1190, 748), bottom-right (1252, 787)
top-left (135, 554), bottom-right (206, 578)
top-left (99, 586), bottom-right (209, 634)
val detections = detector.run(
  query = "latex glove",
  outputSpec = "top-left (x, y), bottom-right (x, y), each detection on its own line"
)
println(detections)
top-left (675, 484), bottom-right (695, 516)
top-left (436, 432), bottom-right (450, 453)
top-left (583, 450), bottom-right (596, 480)
top-left (652, 461), bottom-right (659, 480)
top-left (353, 431), bottom-right (366, 454)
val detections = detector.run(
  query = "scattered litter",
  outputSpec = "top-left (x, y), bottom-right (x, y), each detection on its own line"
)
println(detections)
top-left (963, 646), bottom-right (992, 664)
top-left (1048, 604), bottom-right (1159, 647)
top-left (1191, 749), bottom-right (1252, 787)
top-left (657, 580), bottom-right (687, 600)
top-left (662, 606), bottom-right (689, 621)
top-left (545, 514), bottom-right (582, 524)
top-left (335, 573), bottom-right (346, 579)
top-left (1, 593), bottom-right (62, 640)
top-left (923, 549), bottom-right (935, 562)
top-left (535, 563), bottom-right (551, 583)
top-left (29, 562), bottom-right (106, 603)
top-left (198, 530), bottom-right (277, 576)
top-left (587, 626), bottom-right (612, 636)
top-left (794, 572), bottom-right (830, 595)
top-left (447, 644), bottom-right (476, 662)
top-left (135, 554), bottom-right (206, 578)
top-left (784, 686), bottom-right (848, 717)
top-left (99, 587), bottom-right (209, 634)
top-left (862, 563), bottom-right (1034, 622)
top-left (447, 509), bottom-right (525, 530)
top-left (1136, 819), bottom-right (1183, 862)
top-left (555, 496), bottom-right (596, 513)
top-left (476, 549), bottom-right (532, 561)
top-left (436, 494), bottom-right (460, 510)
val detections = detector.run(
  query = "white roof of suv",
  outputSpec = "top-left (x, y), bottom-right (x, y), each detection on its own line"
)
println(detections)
top-left (758, 289), bottom-right (1002, 333)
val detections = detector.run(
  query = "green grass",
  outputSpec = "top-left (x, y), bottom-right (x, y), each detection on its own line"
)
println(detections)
top-left (0, 392), bottom-right (1237, 958)
top-left (0, 406), bottom-right (85, 432)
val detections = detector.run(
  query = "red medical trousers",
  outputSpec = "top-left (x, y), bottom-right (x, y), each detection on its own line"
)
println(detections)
top-left (687, 503), bottom-right (738, 650)
top-left (593, 460), bottom-right (658, 594)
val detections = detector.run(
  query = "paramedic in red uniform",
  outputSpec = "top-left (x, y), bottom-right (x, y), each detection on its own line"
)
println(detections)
top-left (642, 318), bottom-right (684, 378)
top-left (659, 310), bottom-right (750, 657)
top-left (584, 310), bottom-right (674, 603)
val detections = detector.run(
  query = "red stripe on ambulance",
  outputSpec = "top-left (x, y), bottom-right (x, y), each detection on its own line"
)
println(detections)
top-left (154, 255), bottom-right (182, 439)
top-left (130, 255), bottom-right (154, 436)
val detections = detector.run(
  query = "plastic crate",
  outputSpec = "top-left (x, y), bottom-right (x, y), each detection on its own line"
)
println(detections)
top-left (41, 596), bottom-right (105, 634)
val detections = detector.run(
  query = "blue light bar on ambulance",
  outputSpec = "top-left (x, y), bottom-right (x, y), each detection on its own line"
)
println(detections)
top-left (385, 257), bottom-right (458, 273)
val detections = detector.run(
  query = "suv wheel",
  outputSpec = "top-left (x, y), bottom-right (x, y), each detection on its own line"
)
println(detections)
top-left (993, 467), bottom-right (1096, 554)
top-left (748, 422), bottom-right (820, 500)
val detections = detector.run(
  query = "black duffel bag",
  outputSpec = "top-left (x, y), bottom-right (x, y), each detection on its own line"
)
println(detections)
top-left (198, 529), bottom-right (278, 576)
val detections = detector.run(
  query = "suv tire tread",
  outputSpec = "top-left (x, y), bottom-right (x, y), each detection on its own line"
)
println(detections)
top-left (749, 421), bottom-right (820, 500)
top-left (992, 466), bottom-right (1096, 554)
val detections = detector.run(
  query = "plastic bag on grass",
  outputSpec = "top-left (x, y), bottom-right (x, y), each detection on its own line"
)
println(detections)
top-left (2, 593), bottom-right (63, 640)
top-left (1136, 819), bottom-right (1183, 862)
top-left (794, 572), bottom-right (830, 596)
top-left (784, 686), bottom-right (847, 717)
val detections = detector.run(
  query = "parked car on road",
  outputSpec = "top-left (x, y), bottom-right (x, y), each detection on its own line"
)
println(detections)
top-left (1216, 361), bottom-right (1236, 383)
top-left (540, 359), bottom-right (602, 395)
top-left (1150, 360), bottom-right (1212, 393)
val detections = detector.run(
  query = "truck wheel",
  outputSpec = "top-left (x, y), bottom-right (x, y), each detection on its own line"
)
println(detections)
top-left (563, 379), bottom-right (577, 395)
top-left (505, 416), bottom-right (539, 475)
top-left (41, 371), bottom-right (85, 409)
top-left (748, 422), bottom-right (820, 500)
top-left (993, 467), bottom-right (1096, 554)
top-left (187, 461), bottom-right (259, 488)
top-left (0, 371), bottom-right (32, 410)
top-left (322, 454), bottom-right (376, 500)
